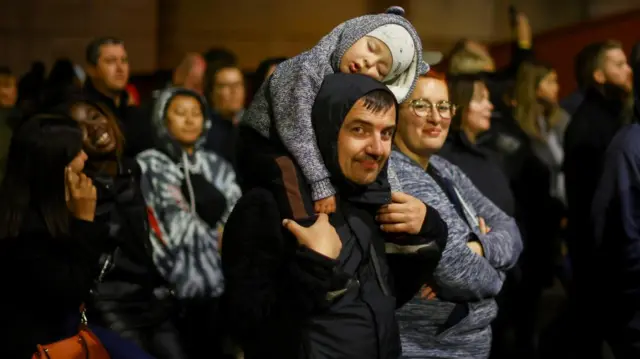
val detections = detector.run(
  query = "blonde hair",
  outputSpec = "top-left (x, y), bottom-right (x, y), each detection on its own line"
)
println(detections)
top-left (513, 61), bottom-right (561, 139)
top-left (448, 41), bottom-right (495, 75)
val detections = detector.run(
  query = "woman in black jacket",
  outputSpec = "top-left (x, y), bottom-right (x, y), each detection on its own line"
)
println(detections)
top-left (60, 95), bottom-right (187, 359)
top-left (0, 114), bottom-right (108, 358)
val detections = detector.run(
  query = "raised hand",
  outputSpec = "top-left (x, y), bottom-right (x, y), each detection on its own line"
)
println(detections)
top-left (66, 167), bottom-right (97, 222)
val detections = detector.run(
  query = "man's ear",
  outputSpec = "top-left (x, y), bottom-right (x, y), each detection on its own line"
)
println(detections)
top-left (593, 69), bottom-right (606, 85)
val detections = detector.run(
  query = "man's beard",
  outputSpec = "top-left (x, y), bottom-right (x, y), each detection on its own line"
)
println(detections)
top-left (601, 81), bottom-right (631, 100)
top-left (600, 83), bottom-right (635, 124)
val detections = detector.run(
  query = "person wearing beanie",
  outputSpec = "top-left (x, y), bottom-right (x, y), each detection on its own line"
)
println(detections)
top-left (238, 6), bottom-right (429, 218)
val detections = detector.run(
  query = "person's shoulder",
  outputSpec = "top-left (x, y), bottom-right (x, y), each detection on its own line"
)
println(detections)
top-left (199, 149), bottom-right (233, 170)
top-left (270, 54), bottom-right (329, 88)
top-left (608, 123), bottom-right (640, 157)
top-left (137, 148), bottom-right (170, 162)
top-left (224, 188), bottom-right (284, 242)
top-left (430, 155), bottom-right (458, 174)
top-left (136, 149), bottom-right (174, 173)
top-left (228, 188), bottom-right (279, 220)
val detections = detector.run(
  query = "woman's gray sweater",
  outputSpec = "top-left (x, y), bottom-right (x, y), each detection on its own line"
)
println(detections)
top-left (390, 150), bottom-right (523, 358)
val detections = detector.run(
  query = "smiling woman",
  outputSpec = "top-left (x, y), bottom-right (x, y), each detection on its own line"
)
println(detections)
top-left (50, 93), bottom-right (190, 358)
top-left (68, 100), bottom-right (124, 158)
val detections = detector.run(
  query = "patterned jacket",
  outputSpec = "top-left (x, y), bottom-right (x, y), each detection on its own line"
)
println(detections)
top-left (137, 87), bottom-right (241, 299)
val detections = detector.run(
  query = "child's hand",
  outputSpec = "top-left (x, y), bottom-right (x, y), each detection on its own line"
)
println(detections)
top-left (314, 196), bottom-right (336, 214)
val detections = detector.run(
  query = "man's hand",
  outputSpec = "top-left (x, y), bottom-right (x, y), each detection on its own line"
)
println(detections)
top-left (376, 192), bottom-right (427, 235)
top-left (314, 196), bottom-right (337, 214)
top-left (283, 213), bottom-right (342, 259)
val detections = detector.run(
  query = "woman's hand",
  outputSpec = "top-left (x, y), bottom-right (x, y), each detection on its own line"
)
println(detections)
top-left (66, 168), bottom-right (97, 222)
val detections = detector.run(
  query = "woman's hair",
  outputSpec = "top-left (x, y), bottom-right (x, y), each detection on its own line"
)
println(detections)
top-left (421, 69), bottom-right (447, 82)
top-left (448, 40), bottom-right (495, 75)
top-left (513, 61), bottom-right (560, 139)
top-left (0, 114), bottom-right (83, 239)
top-left (447, 73), bottom-right (486, 131)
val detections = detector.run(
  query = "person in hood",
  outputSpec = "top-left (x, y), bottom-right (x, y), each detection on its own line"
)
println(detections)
top-left (137, 88), bottom-right (241, 357)
top-left (591, 100), bottom-right (640, 358)
top-left (238, 6), bottom-right (428, 215)
top-left (222, 73), bottom-right (446, 359)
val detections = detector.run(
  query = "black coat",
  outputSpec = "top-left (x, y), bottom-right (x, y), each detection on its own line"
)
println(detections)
top-left (590, 104), bottom-right (640, 358)
top-left (0, 212), bottom-right (109, 358)
top-left (84, 158), bottom-right (177, 349)
top-left (440, 130), bottom-right (515, 216)
top-left (564, 88), bottom-right (630, 274)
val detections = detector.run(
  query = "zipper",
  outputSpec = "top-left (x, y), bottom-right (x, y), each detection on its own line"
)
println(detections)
top-left (369, 243), bottom-right (391, 296)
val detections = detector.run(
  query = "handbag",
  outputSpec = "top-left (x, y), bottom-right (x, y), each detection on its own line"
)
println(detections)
top-left (32, 252), bottom-right (114, 359)
top-left (32, 305), bottom-right (110, 359)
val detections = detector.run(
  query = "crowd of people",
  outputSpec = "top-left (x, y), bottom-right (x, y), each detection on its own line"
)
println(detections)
top-left (0, 5), bottom-right (639, 359)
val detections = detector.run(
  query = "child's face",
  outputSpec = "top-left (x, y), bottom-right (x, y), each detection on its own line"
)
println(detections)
top-left (340, 36), bottom-right (392, 81)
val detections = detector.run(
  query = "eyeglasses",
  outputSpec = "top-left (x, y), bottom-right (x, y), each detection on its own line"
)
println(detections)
top-left (407, 99), bottom-right (457, 120)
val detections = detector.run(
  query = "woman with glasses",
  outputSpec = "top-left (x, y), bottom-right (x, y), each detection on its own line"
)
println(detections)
top-left (391, 71), bottom-right (522, 358)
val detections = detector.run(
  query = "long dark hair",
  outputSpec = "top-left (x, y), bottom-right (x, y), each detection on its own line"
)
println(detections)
top-left (0, 114), bottom-right (83, 238)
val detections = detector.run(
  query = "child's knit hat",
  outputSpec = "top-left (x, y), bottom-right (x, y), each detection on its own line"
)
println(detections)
top-left (367, 24), bottom-right (415, 82)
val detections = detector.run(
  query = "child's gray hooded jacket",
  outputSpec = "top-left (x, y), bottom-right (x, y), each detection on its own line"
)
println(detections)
top-left (241, 7), bottom-right (428, 201)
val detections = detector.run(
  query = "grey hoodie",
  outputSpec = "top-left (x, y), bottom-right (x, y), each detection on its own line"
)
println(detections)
top-left (241, 7), bottom-right (428, 201)
top-left (137, 87), bottom-right (241, 299)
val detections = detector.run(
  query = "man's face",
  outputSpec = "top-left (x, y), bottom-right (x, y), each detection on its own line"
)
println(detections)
top-left (89, 43), bottom-right (130, 92)
top-left (337, 98), bottom-right (396, 185)
top-left (0, 74), bottom-right (17, 108)
top-left (340, 36), bottom-right (392, 81)
top-left (597, 48), bottom-right (633, 93)
top-left (211, 67), bottom-right (245, 120)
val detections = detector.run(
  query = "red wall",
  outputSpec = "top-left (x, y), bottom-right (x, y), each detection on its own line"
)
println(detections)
top-left (489, 10), bottom-right (640, 99)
